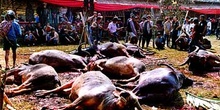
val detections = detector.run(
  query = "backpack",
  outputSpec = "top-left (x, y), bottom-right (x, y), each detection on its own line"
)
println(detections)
top-left (0, 20), bottom-right (12, 38)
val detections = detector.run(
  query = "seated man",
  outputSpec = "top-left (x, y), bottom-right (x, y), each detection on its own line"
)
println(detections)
top-left (24, 31), bottom-right (37, 46)
top-left (46, 28), bottom-right (59, 45)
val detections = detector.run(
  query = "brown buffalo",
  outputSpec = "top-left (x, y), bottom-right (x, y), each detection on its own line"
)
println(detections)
top-left (4, 63), bottom-right (61, 97)
top-left (35, 71), bottom-right (143, 110)
top-left (87, 56), bottom-right (146, 79)
top-left (29, 50), bottom-right (87, 72)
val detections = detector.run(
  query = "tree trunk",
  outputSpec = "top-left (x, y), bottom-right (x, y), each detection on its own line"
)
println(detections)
top-left (0, 70), bottom-right (4, 110)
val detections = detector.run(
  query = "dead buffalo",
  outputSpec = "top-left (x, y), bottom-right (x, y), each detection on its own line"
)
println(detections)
top-left (202, 38), bottom-right (211, 49)
top-left (35, 71), bottom-right (143, 110)
top-left (71, 42), bottom-right (130, 58)
top-left (87, 56), bottom-right (146, 79)
top-left (29, 50), bottom-right (87, 72)
top-left (180, 46), bottom-right (220, 72)
top-left (175, 33), bottom-right (189, 51)
top-left (116, 64), bottom-right (193, 102)
top-left (4, 63), bottom-right (61, 97)
top-left (123, 42), bottom-right (155, 58)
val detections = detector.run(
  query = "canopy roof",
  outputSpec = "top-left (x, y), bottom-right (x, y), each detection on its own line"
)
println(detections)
top-left (41, 0), bottom-right (220, 14)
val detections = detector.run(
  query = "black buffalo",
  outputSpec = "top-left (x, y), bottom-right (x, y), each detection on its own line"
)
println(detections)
top-left (116, 64), bottom-right (193, 102)
top-left (180, 46), bottom-right (220, 72)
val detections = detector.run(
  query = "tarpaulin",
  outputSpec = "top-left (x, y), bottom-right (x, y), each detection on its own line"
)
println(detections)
top-left (41, 0), bottom-right (220, 14)
top-left (41, 0), bottom-right (159, 11)
top-left (189, 9), bottom-right (220, 15)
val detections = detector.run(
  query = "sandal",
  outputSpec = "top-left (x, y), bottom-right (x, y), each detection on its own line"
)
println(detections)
top-left (5, 68), bottom-right (10, 71)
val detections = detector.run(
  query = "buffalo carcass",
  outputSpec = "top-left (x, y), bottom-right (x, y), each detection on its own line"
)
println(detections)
top-left (4, 63), bottom-right (61, 97)
top-left (35, 71), bottom-right (143, 110)
top-left (175, 33), bottom-right (189, 51)
top-left (123, 42), bottom-right (155, 58)
top-left (180, 46), bottom-right (220, 72)
top-left (116, 64), bottom-right (193, 102)
top-left (87, 56), bottom-right (146, 79)
top-left (71, 42), bottom-right (130, 58)
top-left (29, 50), bottom-right (87, 72)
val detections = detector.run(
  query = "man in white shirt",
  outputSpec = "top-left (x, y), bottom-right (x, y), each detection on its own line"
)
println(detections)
top-left (46, 28), bottom-right (59, 45)
top-left (107, 16), bottom-right (121, 43)
top-left (207, 19), bottom-right (212, 35)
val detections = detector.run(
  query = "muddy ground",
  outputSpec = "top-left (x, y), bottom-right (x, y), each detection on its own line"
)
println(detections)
top-left (0, 36), bottom-right (219, 110)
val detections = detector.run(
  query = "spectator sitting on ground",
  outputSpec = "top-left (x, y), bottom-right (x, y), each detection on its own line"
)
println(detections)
top-left (24, 31), bottom-right (37, 46)
top-left (46, 28), bottom-right (59, 45)
top-left (44, 23), bottom-right (53, 34)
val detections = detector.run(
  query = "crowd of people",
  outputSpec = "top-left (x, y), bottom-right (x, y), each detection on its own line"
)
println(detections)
top-left (86, 10), bottom-right (220, 53)
top-left (19, 20), bottom-right (81, 46)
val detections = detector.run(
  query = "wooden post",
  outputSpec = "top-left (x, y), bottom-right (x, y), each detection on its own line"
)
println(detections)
top-left (0, 0), bottom-right (2, 22)
top-left (0, 70), bottom-right (3, 110)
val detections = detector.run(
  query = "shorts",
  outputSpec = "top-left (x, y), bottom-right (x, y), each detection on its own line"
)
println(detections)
top-left (3, 38), bottom-right (17, 51)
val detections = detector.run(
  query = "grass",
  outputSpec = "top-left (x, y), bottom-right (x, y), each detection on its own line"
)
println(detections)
top-left (0, 35), bottom-right (219, 109)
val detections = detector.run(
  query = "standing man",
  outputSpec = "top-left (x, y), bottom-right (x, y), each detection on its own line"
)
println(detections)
top-left (171, 16), bottom-right (181, 49)
top-left (107, 16), bottom-right (121, 43)
top-left (139, 15), bottom-right (147, 47)
top-left (126, 13), bottom-right (138, 43)
top-left (216, 18), bottom-right (220, 39)
top-left (189, 18), bottom-right (204, 52)
top-left (2, 10), bottom-right (22, 70)
top-left (206, 18), bottom-right (212, 36)
top-left (87, 11), bottom-right (98, 46)
top-left (163, 16), bottom-right (172, 47)
top-left (199, 15), bottom-right (207, 38)
top-left (91, 16), bottom-right (102, 44)
top-left (142, 15), bottom-right (153, 49)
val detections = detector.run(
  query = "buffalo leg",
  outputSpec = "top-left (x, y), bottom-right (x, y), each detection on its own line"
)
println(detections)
top-left (63, 96), bottom-right (92, 110)
top-left (116, 74), bottom-right (140, 84)
top-left (3, 93), bottom-right (13, 106)
top-left (35, 80), bottom-right (74, 97)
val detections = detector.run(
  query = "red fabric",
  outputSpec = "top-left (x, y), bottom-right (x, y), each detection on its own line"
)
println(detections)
top-left (41, 0), bottom-right (83, 8)
top-left (41, 0), bottom-right (220, 14)
top-left (41, 0), bottom-right (159, 11)
top-left (189, 9), bottom-right (220, 15)
top-left (94, 3), bottom-right (159, 11)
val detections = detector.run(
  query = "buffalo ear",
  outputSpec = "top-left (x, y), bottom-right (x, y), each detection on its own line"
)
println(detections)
top-left (119, 91), bottom-right (130, 98)
top-left (183, 77), bottom-right (194, 87)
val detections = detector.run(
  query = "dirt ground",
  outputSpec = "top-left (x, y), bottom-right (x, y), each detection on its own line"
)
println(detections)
top-left (0, 36), bottom-right (219, 110)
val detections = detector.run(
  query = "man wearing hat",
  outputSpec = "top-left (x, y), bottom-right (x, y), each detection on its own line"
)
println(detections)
top-left (0, 10), bottom-right (22, 70)
top-left (142, 15), bottom-right (153, 49)
top-left (126, 13), bottom-right (139, 43)
top-left (107, 16), bottom-right (121, 43)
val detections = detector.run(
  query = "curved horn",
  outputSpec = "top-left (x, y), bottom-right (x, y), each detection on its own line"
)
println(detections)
top-left (158, 63), bottom-right (176, 72)
top-left (190, 45), bottom-right (199, 54)
top-left (77, 42), bottom-right (86, 52)
top-left (179, 57), bottom-right (190, 66)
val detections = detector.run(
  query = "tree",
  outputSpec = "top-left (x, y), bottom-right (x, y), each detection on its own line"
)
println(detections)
top-left (158, 0), bottom-right (193, 20)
